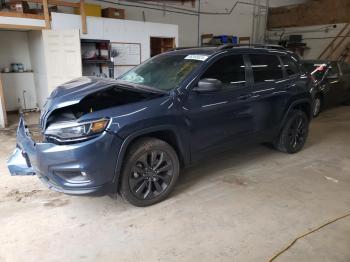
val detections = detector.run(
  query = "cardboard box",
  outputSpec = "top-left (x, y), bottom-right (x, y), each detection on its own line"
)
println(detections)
top-left (9, 3), bottom-right (23, 13)
top-left (9, 0), bottom-right (29, 13)
top-left (74, 3), bottom-right (101, 17)
top-left (102, 8), bottom-right (125, 19)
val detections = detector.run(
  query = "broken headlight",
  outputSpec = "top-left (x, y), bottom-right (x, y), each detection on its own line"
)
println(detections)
top-left (45, 118), bottom-right (109, 142)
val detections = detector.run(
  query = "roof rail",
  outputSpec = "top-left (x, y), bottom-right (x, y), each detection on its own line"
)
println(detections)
top-left (171, 46), bottom-right (217, 51)
top-left (216, 44), bottom-right (235, 50)
top-left (216, 43), bottom-right (287, 51)
top-left (168, 44), bottom-right (287, 52)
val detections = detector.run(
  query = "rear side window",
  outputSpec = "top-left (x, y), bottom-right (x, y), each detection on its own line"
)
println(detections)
top-left (201, 54), bottom-right (246, 87)
top-left (329, 62), bottom-right (340, 76)
top-left (340, 62), bottom-right (350, 74)
top-left (250, 54), bottom-right (283, 83)
top-left (281, 56), bottom-right (300, 76)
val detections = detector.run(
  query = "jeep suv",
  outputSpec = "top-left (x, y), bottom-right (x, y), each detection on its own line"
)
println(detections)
top-left (8, 46), bottom-right (313, 206)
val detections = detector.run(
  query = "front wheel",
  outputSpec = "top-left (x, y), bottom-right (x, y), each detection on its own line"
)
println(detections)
top-left (120, 137), bottom-right (179, 207)
top-left (274, 110), bottom-right (309, 154)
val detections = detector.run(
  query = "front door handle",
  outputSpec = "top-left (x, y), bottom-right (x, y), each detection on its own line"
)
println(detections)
top-left (237, 94), bottom-right (252, 100)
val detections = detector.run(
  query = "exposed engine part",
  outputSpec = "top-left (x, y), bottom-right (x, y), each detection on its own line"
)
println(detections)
top-left (45, 85), bottom-right (163, 129)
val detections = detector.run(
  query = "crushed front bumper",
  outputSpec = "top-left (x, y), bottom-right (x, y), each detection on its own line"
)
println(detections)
top-left (7, 117), bottom-right (122, 195)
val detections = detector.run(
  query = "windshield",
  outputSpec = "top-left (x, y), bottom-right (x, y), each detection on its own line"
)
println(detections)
top-left (119, 54), bottom-right (206, 91)
top-left (304, 63), bottom-right (328, 81)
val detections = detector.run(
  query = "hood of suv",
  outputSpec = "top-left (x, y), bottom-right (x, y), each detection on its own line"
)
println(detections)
top-left (50, 77), bottom-right (165, 100)
top-left (40, 77), bottom-right (166, 130)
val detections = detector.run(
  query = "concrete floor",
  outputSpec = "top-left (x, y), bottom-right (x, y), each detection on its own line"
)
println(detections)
top-left (0, 107), bottom-right (350, 262)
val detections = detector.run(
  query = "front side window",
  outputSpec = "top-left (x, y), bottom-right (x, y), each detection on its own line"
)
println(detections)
top-left (281, 55), bottom-right (300, 76)
top-left (250, 54), bottom-right (283, 83)
top-left (201, 54), bottom-right (246, 88)
top-left (120, 54), bottom-right (205, 91)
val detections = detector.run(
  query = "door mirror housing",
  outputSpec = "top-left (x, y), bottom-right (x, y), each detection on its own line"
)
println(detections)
top-left (193, 78), bottom-right (222, 93)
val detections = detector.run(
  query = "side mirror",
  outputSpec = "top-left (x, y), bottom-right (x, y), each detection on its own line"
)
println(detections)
top-left (193, 78), bottom-right (222, 93)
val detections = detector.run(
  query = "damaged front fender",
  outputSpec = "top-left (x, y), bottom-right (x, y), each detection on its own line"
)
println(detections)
top-left (7, 117), bottom-right (36, 176)
top-left (7, 148), bottom-right (35, 176)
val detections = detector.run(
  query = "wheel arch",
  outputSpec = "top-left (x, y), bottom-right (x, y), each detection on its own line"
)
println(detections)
top-left (112, 126), bottom-right (190, 192)
top-left (280, 98), bottom-right (312, 129)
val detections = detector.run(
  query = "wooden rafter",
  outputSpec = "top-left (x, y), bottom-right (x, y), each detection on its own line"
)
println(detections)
top-left (0, 23), bottom-right (45, 30)
top-left (0, 12), bottom-right (46, 30)
top-left (80, 0), bottom-right (87, 34)
top-left (42, 0), bottom-right (51, 29)
top-left (0, 11), bottom-right (44, 19)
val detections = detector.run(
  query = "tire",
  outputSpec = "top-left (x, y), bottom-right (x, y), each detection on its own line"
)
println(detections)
top-left (273, 110), bottom-right (309, 154)
top-left (312, 95), bottom-right (322, 117)
top-left (120, 137), bottom-right (180, 207)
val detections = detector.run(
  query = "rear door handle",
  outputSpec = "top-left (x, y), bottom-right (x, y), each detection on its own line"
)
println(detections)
top-left (237, 94), bottom-right (252, 100)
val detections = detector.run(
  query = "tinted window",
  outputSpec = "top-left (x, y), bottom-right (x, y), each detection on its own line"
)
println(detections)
top-left (250, 54), bottom-right (283, 83)
top-left (201, 55), bottom-right (246, 87)
top-left (281, 56), bottom-right (299, 76)
top-left (329, 62), bottom-right (340, 76)
top-left (340, 62), bottom-right (350, 74)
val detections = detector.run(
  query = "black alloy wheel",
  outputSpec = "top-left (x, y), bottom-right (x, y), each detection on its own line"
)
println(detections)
top-left (287, 114), bottom-right (308, 150)
top-left (129, 150), bottom-right (174, 200)
top-left (274, 110), bottom-right (309, 154)
top-left (120, 138), bottom-right (179, 206)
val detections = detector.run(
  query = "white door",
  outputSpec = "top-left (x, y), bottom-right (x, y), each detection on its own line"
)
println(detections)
top-left (42, 29), bottom-right (82, 94)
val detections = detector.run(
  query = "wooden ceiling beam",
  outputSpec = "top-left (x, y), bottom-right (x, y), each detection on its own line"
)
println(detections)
top-left (80, 0), bottom-right (87, 34)
top-left (42, 0), bottom-right (51, 29)
top-left (0, 11), bottom-right (44, 19)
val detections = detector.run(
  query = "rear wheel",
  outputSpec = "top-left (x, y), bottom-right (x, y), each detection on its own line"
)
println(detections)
top-left (274, 110), bottom-right (309, 154)
top-left (120, 137), bottom-right (179, 207)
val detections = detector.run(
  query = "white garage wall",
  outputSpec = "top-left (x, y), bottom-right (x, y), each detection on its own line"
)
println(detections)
top-left (28, 30), bottom-right (49, 109)
top-left (57, 0), bottom-right (306, 47)
top-left (199, 0), bottom-right (305, 45)
top-left (51, 12), bottom-right (178, 76)
top-left (0, 31), bottom-right (32, 71)
top-left (51, 13), bottom-right (178, 60)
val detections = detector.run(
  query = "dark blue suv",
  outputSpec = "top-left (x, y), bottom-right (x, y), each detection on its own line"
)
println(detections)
top-left (8, 45), bottom-right (313, 206)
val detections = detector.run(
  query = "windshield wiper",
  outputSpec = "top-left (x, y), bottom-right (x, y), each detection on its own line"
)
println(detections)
top-left (116, 80), bottom-right (168, 94)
